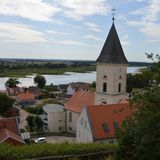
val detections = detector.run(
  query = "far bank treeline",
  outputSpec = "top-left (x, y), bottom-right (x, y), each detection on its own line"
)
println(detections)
top-left (0, 59), bottom-right (151, 77)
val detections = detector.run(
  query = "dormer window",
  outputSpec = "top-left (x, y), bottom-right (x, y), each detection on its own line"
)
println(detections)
top-left (102, 123), bottom-right (109, 132)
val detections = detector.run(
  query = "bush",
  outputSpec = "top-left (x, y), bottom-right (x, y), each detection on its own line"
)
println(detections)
top-left (25, 107), bottom-right (43, 115)
top-left (0, 143), bottom-right (117, 160)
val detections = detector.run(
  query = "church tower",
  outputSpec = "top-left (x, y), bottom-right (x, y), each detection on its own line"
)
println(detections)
top-left (95, 19), bottom-right (128, 105)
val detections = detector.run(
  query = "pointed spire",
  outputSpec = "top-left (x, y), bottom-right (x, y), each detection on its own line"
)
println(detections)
top-left (112, 9), bottom-right (116, 22)
top-left (96, 19), bottom-right (128, 64)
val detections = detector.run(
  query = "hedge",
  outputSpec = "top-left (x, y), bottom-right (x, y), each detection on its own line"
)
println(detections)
top-left (0, 143), bottom-right (117, 160)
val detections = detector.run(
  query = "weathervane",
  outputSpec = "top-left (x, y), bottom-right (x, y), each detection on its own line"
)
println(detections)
top-left (112, 9), bottom-right (116, 22)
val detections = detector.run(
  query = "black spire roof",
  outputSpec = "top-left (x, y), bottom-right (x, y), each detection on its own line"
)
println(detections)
top-left (96, 22), bottom-right (128, 64)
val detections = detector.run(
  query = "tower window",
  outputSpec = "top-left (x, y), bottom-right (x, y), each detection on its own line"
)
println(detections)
top-left (69, 112), bottom-right (72, 122)
top-left (118, 83), bottom-right (121, 92)
top-left (103, 83), bottom-right (107, 92)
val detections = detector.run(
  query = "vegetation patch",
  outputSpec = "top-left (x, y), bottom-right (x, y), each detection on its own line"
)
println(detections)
top-left (0, 143), bottom-right (117, 160)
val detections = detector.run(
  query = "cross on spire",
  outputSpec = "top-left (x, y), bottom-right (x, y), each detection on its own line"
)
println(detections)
top-left (112, 9), bottom-right (116, 22)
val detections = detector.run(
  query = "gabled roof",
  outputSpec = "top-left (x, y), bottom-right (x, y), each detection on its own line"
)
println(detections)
top-left (86, 104), bottom-right (134, 141)
top-left (28, 87), bottom-right (42, 96)
top-left (64, 91), bottom-right (95, 113)
top-left (0, 117), bottom-right (25, 145)
top-left (96, 23), bottom-right (128, 64)
top-left (0, 117), bottom-right (19, 134)
top-left (18, 92), bottom-right (35, 100)
top-left (0, 128), bottom-right (25, 145)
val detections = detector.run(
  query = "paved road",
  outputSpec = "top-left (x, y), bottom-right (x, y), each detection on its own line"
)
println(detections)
top-left (15, 105), bottom-right (29, 129)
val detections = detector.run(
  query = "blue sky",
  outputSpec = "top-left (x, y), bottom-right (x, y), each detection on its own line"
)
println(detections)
top-left (0, 0), bottom-right (159, 62)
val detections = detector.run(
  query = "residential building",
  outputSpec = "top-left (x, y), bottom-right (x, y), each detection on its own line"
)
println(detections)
top-left (42, 104), bottom-right (65, 132)
top-left (27, 86), bottom-right (43, 99)
top-left (0, 117), bottom-right (25, 145)
top-left (64, 91), bottom-right (94, 133)
top-left (76, 104), bottom-right (134, 143)
top-left (67, 82), bottom-right (89, 96)
top-left (16, 92), bottom-right (36, 106)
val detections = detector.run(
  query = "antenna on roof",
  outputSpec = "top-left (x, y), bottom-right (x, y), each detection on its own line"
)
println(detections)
top-left (112, 8), bottom-right (116, 22)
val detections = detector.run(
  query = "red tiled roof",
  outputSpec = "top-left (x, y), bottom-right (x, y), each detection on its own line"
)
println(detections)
top-left (0, 128), bottom-right (25, 145)
top-left (18, 92), bottom-right (35, 100)
top-left (0, 117), bottom-right (25, 145)
top-left (0, 117), bottom-right (19, 134)
top-left (86, 104), bottom-right (134, 141)
top-left (65, 91), bottom-right (95, 113)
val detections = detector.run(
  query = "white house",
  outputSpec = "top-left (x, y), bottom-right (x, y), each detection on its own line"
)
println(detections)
top-left (66, 82), bottom-right (89, 96)
top-left (76, 103), bottom-right (133, 144)
top-left (64, 91), bottom-right (95, 134)
top-left (42, 104), bottom-right (65, 132)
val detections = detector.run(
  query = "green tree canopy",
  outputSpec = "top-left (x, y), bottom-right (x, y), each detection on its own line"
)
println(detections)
top-left (34, 116), bottom-right (43, 131)
top-left (34, 75), bottom-right (46, 88)
top-left (0, 93), bottom-right (13, 114)
top-left (26, 115), bottom-right (35, 132)
top-left (116, 54), bottom-right (160, 160)
top-left (5, 78), bottom-right (21, 88)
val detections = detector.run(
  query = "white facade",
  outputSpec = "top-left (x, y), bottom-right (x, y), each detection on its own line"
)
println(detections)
top-left (47, 111), bottom-right (65, 132)
top-left (76, 107), bottom-right (93, 143)
top-left (95, 64), bottom-right (127, 105)
top-left (66, 110), bottom-right (79, 133)
top-left (67, 84), bottom-right (75, 96)
top-left (43, 104), bottom-right (65, 133)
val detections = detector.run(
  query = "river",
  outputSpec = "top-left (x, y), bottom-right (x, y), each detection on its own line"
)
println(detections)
top-left (0, 67), bottom-right (141, 90)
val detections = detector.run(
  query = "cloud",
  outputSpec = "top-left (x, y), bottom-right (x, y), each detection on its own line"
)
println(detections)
top-left (50, 39), bottom-right (92, 47)
top-left (57, 0), bottom-right (110, 20)
top-left (0, 23), bottom-right (47, 43)
top-left (128, 0), bottom-right (160, 38)
top-left (0, 0), bottom-right (61, 22)
top-left (121, 34), bottom-right (130, 46)
top-left (84, 35), bottom-right (103, 41)
top-left (85, 22), bottom-right (101, 32)
top-left (46, 30), bottom-right (70, 36)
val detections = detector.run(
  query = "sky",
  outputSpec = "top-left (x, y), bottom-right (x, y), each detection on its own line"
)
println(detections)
top-left (0, 0), bottom-right (160, 62)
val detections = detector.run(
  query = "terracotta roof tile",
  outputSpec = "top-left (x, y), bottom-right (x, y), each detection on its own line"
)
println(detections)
top-left (0, 117), bottom-right (19, 134)
top-left (0, 128), bottom-right (24, 144)
top-left (18, 93), bottom-right (35, 100)
top-left (86, 104), bottom-right (134, 141)
top-left (65, 91), bottom-right (95, 113)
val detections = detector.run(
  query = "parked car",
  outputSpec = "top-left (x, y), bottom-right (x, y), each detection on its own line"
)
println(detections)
top-left (34, 137), bottom-right (46, 143)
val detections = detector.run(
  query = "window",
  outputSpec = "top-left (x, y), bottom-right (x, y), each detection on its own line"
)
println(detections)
top-left (109, 140), bottom-right (114, 144)
top-left (118, 83), bottom-right (121, 92)
top-left (69, 112), bottom-right (72, 122)
top-left (102, 123), bottom-right (109, 132)
top-left (113, 122), bottom-right (119, 129)
top-left (103, 83), bottom-right (107, 92)
top-left (69, 127), bottom-right (72, 131)
top-left (59, 127), bottom-right (62, 130)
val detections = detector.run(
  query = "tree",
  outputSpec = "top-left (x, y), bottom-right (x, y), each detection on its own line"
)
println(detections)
top-left (26, 115), bottom-right (35, 132)
top-left (116, 54), bottom-right (160, 160)
top-left (5, 78), bottom-right (21, 88)
top-left (34, 116), bottom-right (43, 131)
top-left (0, 93), bottom-right (13, 114)
top-left (34, 75), bottom-right (46, 88)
